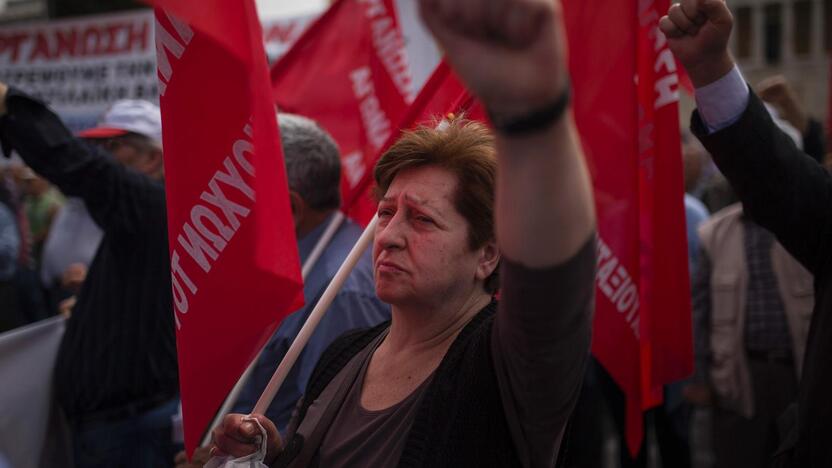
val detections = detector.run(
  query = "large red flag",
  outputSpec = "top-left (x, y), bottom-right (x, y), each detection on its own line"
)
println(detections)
top-left (636, 0), bottom-right (692, 408)
top-left (565, 0), bottom-right (692, 454)
top-left (270, 0), bottom-right (413, 225)
top-left (148, 0), bottom-right (303, 455)
top-left (562, 0), bottom-right (645, 454)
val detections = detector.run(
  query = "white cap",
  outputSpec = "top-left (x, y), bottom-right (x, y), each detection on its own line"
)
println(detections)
top-left (77, 100), bottom-right (163, 147)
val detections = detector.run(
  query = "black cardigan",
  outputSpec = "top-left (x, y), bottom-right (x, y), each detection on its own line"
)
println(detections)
top-left (273, 302), bottom-right (523, 468)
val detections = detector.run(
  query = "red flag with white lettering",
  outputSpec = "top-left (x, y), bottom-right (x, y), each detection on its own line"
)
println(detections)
top-left (636, 0), bottom-right (693, 411)
top-left (335, 61), bottom-right (486, 225)
top-left (148, 0), bottom-right (303, 455)
top-left (566, 0), bottom-right (692, 454)
top-left (270, 0), bottom-right (414, 225)
top-left (563, 0), bottom-right (645, 454)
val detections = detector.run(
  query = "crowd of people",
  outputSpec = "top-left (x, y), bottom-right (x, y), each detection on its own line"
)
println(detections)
top-left (0, 0), bottom-right (830, 467)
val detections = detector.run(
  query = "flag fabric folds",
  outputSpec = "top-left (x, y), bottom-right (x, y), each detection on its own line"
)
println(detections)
top-left (565, 0), bottom-right (692, 454)
top-left (270, 0), bottom-right (414, 225)
top-left (148, 0), bottom-right (303, 454)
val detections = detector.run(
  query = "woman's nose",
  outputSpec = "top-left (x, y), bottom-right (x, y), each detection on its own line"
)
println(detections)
top-left (375, 211), bottom-right (407, 251)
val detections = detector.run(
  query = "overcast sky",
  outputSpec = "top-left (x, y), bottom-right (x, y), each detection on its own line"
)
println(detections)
top-left (255, 0), bottom-right (328, 20)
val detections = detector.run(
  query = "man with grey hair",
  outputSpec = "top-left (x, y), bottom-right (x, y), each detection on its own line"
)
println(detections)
top-left (230, 113), bottom-right (389, 430)
top-left (280, 114), bottom-right (346, 237)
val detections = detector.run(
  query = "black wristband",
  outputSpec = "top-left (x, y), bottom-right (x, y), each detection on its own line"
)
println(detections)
top-left (488, 81), bottom-right (571, 136)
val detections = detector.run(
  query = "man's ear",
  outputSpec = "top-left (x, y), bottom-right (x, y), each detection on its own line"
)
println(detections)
top-left (147, 148), bottom-right (164, 175)
top-left (476, 240), bottom-right (500, 282)
top-left (288, 190), bottom-right (304, 229)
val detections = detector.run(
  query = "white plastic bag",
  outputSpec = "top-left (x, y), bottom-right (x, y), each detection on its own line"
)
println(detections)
top-left (204, 417), bottom-right (270, 468)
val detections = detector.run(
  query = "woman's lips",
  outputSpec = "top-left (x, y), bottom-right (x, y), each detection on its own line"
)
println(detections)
top-left (376, 260), bottom-right (406, 274)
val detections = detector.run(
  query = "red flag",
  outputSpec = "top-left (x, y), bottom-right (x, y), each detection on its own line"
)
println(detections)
top-left (148, 1), bottom-right (303, 455)
top-left (566, 0), bottom-right (692, 454)
top-left (386, 61), bottom-right (484, 129)
top-left (270, 0), bottom-right (413, 225)
top-left (562, 0), bottom-right (644, 454)
top-left (340, 61), bottom-right (484, 223)
top-left (637, 0), bottom-right (692, 400)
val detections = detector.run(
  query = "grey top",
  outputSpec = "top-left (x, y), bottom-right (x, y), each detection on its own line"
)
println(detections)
top-left (318, 333), bottom-right (433, 468)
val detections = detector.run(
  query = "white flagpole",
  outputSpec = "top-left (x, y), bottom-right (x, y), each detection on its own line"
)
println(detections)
top-left (199, 212), bottom-right (348, 447)
top-left (301, 211), bottom-right (345, 278)
top-left (252, 214), bottom-right (378, 415)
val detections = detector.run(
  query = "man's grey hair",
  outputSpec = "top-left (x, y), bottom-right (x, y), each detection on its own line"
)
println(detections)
top-left (278, 113), bottom-right (342, 211)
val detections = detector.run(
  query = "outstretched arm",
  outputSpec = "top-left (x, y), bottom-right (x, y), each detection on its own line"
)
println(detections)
top-left (419, 0), bottom-right (595, 266)
top-left (419, 1), bottom-right (596, 465)
top-left (660, 0), bottom-right (832, 275)
top-left (0, 83), bottom-right (166, 234)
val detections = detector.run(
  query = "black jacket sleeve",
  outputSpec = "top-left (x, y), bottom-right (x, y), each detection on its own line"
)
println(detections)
top-left (691, 90), bottom-right (832, 277)
top-left (0, 87), bottom-right (166, 234)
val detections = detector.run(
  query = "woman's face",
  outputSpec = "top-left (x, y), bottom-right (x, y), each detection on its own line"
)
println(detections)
top-left (373, 165), bottom-right (493, 307)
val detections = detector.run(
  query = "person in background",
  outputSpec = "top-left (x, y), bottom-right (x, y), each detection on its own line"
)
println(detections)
top-left (38, 196), bottom-right (103, 315)
top-left (757, 75), bottom-right (826, 164)
top-left (20, 168), bottom-right (63, 268)
top-left (661, 1), bottom-right (832, 465)
top-left (0, 90), bottom-right (179, 468)
top-left (0, 181), bottom-right (21, 332)
top-left (682, 129), bottom-right (711, 272)
top-left (688, 121), bottom-right (813, 468)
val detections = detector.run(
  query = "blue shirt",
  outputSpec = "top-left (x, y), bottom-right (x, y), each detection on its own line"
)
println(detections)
top-left (664, 194), bottom-right (710, 411)
top-left (233, 213), bottom-right (390, 431)
top-left (684, 194), bottom-right (709, 276)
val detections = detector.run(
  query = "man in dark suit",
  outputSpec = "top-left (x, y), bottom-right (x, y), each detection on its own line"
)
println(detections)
top-left (660, 1), bottom-right (832, 466)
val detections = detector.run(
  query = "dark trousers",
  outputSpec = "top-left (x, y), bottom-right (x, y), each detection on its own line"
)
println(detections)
top-left (713, 358), bottom-right (798, 468)
top-left (654, 396), bottom-right (691, 468)
top-left (71, 397), bottom-right (181, 468)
